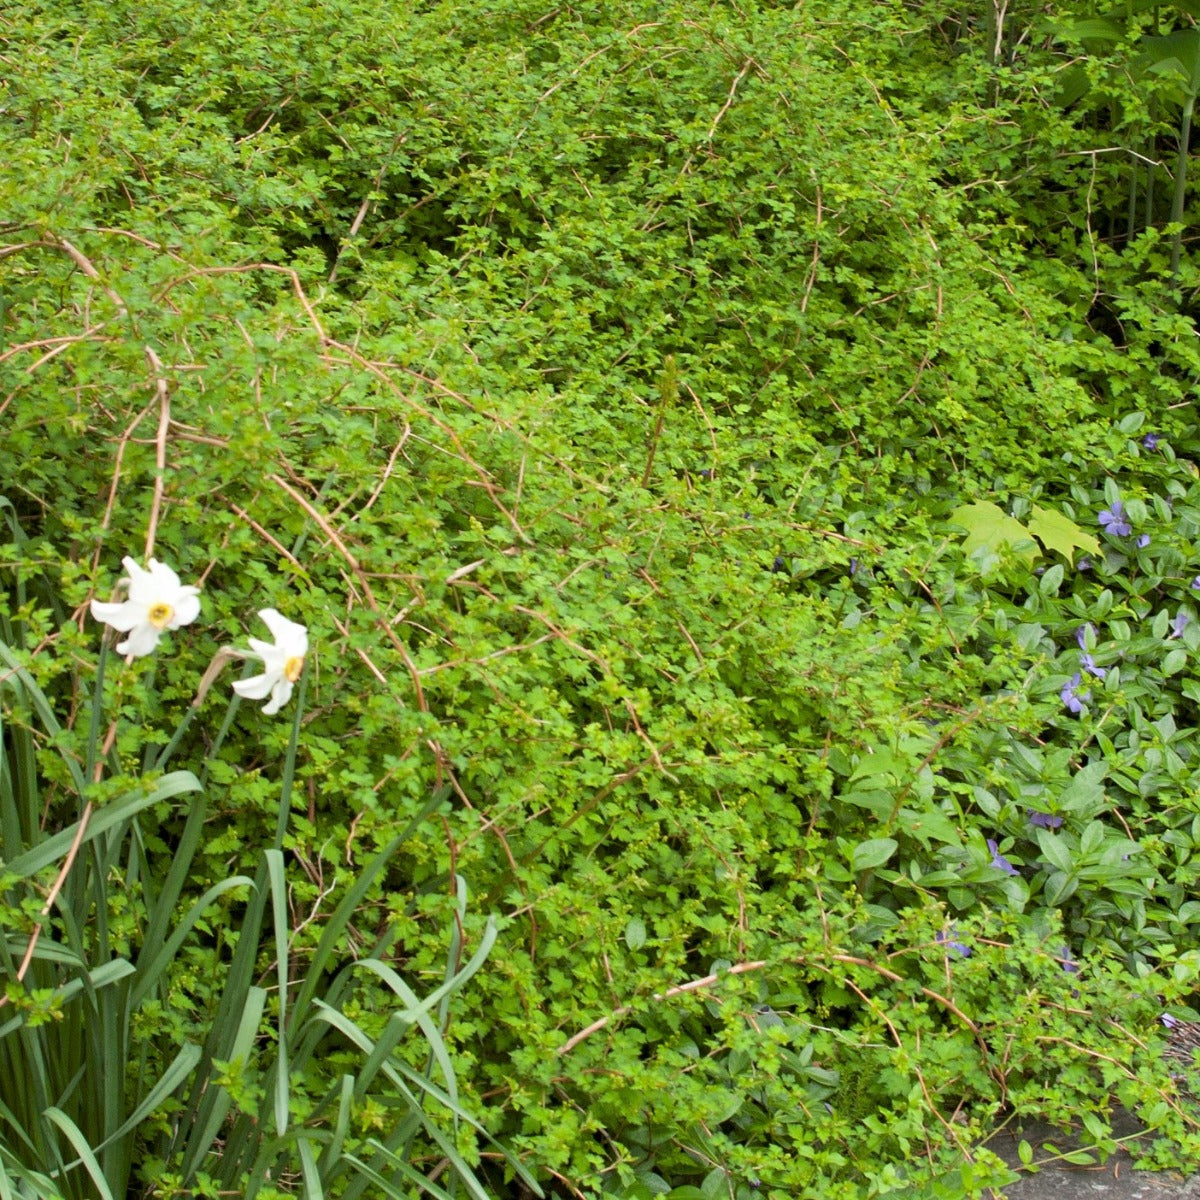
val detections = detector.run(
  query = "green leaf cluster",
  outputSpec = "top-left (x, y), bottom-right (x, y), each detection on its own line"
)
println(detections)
top-left (7, 0), bottom-right (1200, 1196)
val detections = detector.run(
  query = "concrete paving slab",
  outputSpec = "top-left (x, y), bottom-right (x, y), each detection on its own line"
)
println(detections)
top-left (982, 1112), bottom-right (1200, 1199)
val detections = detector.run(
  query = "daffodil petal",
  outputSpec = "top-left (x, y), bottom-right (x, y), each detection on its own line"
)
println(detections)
top-left (170, 590), bottom-right (202, 628)
top-left (262, 678), bottom-right (294, 715)
top-left (116, 623), bottom-right (162, 658)
top-left (146, 558), bottom-right (183, 588)
top-left (125, 559), bottom-right (161, 605)
top-left (90, 599), bottom-right (144, 632)
top-left (233, 673), bottom-right (276, 701)
top-left (259, 608), bottom-right (308, 655)
top-left (230, 608), bottom-right (307, 714)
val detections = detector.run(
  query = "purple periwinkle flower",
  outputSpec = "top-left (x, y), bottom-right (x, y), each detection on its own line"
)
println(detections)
top-left (1060, 945), bottom-right (1079, 975)
top-left (1077, 556), bottom-right (1093, 572)
top-left (936, 929), bottom-right (972, 959)
top-left (1099, 500), bottom-right (1132, 538)
top-left (1137, 533), bottom-right (1151, 549)
top-left (1061, 673), bottom-right (1089, 714)
top-left (1191, 577), bottom-right (1200, 592)
top-left (1170, 611), bottom-right (1190, 640)
top-left (987, 838), bottom-right (1019, 876)
top-left (1080, 652), bottom-right (1107, 679)
top-left (1028, 809), bottom-right (1064, 830)
top-left (1144, 433), bottom-right (1160, 450)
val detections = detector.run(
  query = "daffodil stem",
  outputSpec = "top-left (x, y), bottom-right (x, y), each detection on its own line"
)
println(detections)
top-left (198, 693), bottom-right (241, 790)
top-left (273, 669), bottom-right (308, 851)
top-left (153, 704), bottom-right (198, 773)
top-left (84, 637), bottom-right (109, 786)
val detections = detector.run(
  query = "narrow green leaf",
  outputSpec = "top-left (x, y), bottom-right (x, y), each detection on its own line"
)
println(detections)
top-left (316, 1075), bottom-right (355, 1179)
top-left (297, 1137), bottom-right (323, 1200)
top-left (0, 642), bottom-right (87, 795)
top-left (130, 876), bottom-right (254, 1009)
top-left (6, 772), bottom-right (202, 878)
top-left (61, 1045), bottom-right (201, 1169)
top-left (180, 986), bottom-right (267, 1180)
top-left (43, 1109), bottom-right (115, 1200)
top-left (266, 849), bottom-right (290, 1138)
top-left (289, 786), bottom-right (452, 1026)
top-left (1039, 563), bottom-right (1065, 596)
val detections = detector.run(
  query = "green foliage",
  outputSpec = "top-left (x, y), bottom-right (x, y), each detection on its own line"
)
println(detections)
top-left (0, 544), bottom-right (535, 1198)
top-left (6, 0), bottom-right (1200, 1196)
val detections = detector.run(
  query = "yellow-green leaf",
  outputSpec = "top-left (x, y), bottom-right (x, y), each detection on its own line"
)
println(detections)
top-left (949, 501), bottom-right (1039, 565)
top-left (1028, 505), bottom-right (1101, 561)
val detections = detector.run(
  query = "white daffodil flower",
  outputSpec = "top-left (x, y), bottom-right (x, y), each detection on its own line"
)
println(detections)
top-left (90, 556), bottom-right (202, 657)
top-left (232, 608), bottom-right (308, 715)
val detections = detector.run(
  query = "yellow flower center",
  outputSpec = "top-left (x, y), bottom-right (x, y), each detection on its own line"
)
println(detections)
top-left (147, 602), bottom-right (174, 629)
top-left (284, 656), bottom-right (305, 683)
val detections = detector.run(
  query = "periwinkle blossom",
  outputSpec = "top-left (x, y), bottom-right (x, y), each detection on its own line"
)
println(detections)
top-left (1137, 534), bottom-right (1151, 549)
top-left (987, 838), bottom-right (1019, 876)
top-left (1077, 556), bottom-right (1093, 572)
top-left (1061, 673), bottom-right (1090, 714)
top-left (1170, 611), bottom-right (1190, 640)
top-left (1028, 810), bottom-right (1063, 830)
top-left (936, 929), bottom-right (971, 959)
top-left (1060, 945), bottom-right (1079, 975)
top-left (1144, 433), bottom-right (1160, 450)
top-left (90, 557), bottom-right (201, 658)
top-left (1075, 626), bottom-right (1105, 677)
top-left (232, 608), bottom-right (308, 715)
top-left (1191, 577), bottom-right (1200, 592)
top-left (1098, 500), bottom-right (1132, 538)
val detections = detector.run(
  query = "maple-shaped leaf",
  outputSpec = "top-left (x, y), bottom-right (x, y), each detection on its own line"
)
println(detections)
top-left (1028, 505), bottom-right (1100, 561)
top-left (949, 501), bottom-right (1039, 565)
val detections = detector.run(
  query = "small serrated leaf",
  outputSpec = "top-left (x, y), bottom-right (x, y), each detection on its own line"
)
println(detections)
top-left (624, 917), bottom-right (647, 951)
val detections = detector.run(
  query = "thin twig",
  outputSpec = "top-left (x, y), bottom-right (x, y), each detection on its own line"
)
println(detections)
top-left (0, 325), bottom-right (110, 369)
top-left (267, 474), bottom-right (439, 776)
top-left (92, 402), bottom-right (157, 574)
top-left (557, 960), bottom-right (768, 1054)
top-left (144, 346), bottom-right (171, 560)
top-left (53, 237), bottom-right (129, 318)
top-left (228, 502), bottom-right (307, 574)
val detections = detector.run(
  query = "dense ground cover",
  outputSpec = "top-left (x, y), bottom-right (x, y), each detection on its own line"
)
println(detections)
top-left (6, 0), bottom-right (1200, 1195)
